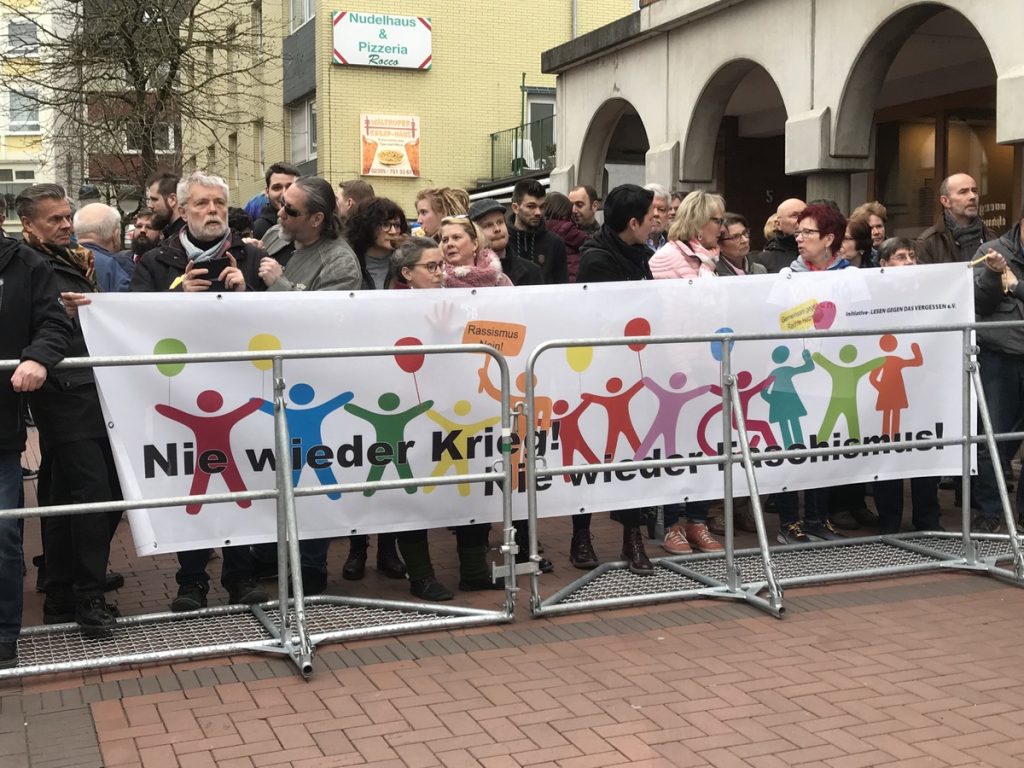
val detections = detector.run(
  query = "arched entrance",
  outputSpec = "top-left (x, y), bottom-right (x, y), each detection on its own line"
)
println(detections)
top-left (577, 98), bottom-right (649, 197)
top-left (683, 61), bottom-right (796, 249)
top-left (836, 5), bottom-right (1010, 234)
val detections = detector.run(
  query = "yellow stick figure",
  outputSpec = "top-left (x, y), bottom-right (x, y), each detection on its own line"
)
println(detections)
top-left (425, 400), bottom-right (501, 496)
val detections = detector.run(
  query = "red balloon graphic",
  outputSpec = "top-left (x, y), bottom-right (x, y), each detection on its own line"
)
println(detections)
top-left (394, 337), bottom-right (425, 373)
top-left (624, 317), bottom-right (651, 352)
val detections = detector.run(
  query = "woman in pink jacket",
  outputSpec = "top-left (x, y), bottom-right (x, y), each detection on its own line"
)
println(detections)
top-left (649, 190), bottom-right (726, 280)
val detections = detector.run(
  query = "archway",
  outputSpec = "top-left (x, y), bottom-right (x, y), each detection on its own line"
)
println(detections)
top-left (683, 61), bottom-right (795, 249)
top-left (835, 5), bottom-right (1008, 234)
top-left (577, 98), bottom-right (649, 198)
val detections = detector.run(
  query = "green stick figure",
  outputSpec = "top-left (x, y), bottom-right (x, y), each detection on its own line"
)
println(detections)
top-left (424, 400), bottom-right (501, 497)
top-left (812, 344), bottom-right (885, 441)
top-left (345, 392), bottom-right (434, 496)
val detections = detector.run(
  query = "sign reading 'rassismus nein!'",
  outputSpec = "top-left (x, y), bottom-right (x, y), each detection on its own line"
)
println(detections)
top-left (332, 11), bottom-right (432, 70)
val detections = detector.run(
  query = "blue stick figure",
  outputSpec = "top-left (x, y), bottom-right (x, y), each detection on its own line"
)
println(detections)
top-left (251, 383), bottom-right (354, 500)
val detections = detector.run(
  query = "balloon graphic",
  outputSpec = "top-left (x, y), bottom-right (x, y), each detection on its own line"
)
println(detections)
top-left (249, 333), bottom-right (282, 372)
top-left (710, 327), bottom-right (735, 362)
top-left (624, 317), bottom-right (651, 352)
top-left (813, 301), bottom-right (837, 330)
top-left (153, 338), bottom-right (187, 377)
top-left (566, 346), bottom-right (593, 373)
top-left (394, 337), bottom-right (425, 374)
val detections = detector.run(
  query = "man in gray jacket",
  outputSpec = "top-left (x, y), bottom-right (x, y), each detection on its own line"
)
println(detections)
top-left (258, 176), bottom-right (362, 292)
top-left (972, 216), bottom-right (1024, 532)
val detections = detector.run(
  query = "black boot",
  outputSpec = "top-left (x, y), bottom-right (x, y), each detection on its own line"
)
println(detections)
top-left (342, 535), bottom-right (368, 580)
top-left (76, 595), bottom-right (117, 637)
top-left (621, 526), bottom-right (654, 576)
top-left (514, 520), bottom-right (553, 573)
top-left (376, 534), bottom-right (406, 579)
top-left (569, 530), bottom-right (599, 570)
top-left (457, 544), bottom-right (504, 591)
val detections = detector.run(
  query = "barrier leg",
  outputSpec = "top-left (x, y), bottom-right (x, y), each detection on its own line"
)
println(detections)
top-left (720, 353), bottom-right (738, 592)
top-left (961, 330), bottom-right (977, 564)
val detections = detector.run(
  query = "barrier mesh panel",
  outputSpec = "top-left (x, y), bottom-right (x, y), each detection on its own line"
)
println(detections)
top-left (688, 541), bottom-right (937, 584)
top-left (901, 535), bottom-right (1019, 560)
top-left (558, 564), bottom-right (706, 604)
top-left (267, 602), bottom-right (456, 635)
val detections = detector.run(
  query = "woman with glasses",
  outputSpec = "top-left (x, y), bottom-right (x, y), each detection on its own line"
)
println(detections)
top-left (438, 216), bottom-right (513, 287)
top-left (385, 237), bottom-right (507, 598)
top-left (647, 190), bottom-right (727, 555)
top-left (715, 213), bottom-right (766, 277)
top-left (345, 197), bottom-right (411, 290)
top-left (650, 190), bottom-right (726, 280)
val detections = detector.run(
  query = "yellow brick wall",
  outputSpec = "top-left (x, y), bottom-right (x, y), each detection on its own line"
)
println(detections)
top-left (312, 0), bottom-right (632, 214)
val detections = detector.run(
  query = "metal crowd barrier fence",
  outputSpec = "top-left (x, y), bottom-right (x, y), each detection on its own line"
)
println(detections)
top-left (0, 343), bottom-right (519, 680)
top-left (523, 320), bottom-right (1024, 619)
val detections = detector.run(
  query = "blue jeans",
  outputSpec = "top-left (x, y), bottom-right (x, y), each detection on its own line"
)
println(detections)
top-left (0, 452), bottom-right (24, 644)
top-left (777, 488), bottom-right (829, 525)
top-left (663, 500), bottom-right (709, 527)
top-left (975, 349), bottom-right (1024, 521)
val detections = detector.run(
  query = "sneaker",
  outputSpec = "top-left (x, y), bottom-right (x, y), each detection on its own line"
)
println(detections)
top-left (972, 516), bottom-right (1001, 534)
top-left (684, 522), bottom-right (724, 552)
top-left (0, 641), bottom-right (17, 669)
top-left (170, 581), bottom-right (209, 612)
top-left (410, 577), bottom-right (454, 601)
top-left (569, 530), bottom-right (599, 570)
top-left (803, 519), bottom-right (846, 541)
top-left (226, 579), bottom-right (268, 605)
top-left (706, 514), bottom-right (726, 536)
top-left (777, 522), bottom-right (811, 545)
top-left (662, 524), bottom-right (692, 555)
top-left (76, 596), bottom-right (117, 637)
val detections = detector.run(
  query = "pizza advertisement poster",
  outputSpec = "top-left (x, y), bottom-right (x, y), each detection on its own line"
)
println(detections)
top-left (360, 113), bottom-right (421, 177)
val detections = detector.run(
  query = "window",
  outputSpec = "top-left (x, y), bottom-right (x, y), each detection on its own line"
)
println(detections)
top-left (125, 122), bottom-right (175, 153)
top-left (253, 119), bottom-right (265, 177)
top-left (228, 132), bottom-right (239, 190)
top-left (8, 21), bottom-right (37, 56)
top-left (8, 91), bottom-right (39, 133)
top-left (251, 1), bottom-right (263, 55)
top-left (290, 96), bottom-right (316, 164)
top-left (290, 0), bottom-right (314, 32)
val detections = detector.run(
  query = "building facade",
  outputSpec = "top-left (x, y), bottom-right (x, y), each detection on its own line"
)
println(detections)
top-left (544, 0), bottom-right (1024, 245)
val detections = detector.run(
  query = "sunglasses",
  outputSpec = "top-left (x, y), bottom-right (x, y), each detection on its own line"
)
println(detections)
top-left (280, 203), bottom-right (305, 218)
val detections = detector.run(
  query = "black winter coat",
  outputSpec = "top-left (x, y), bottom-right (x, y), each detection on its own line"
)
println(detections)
top-left (504, 212), bottom-right (569, 284)
top-left (577, 226), bottom-right (653, 283)
top-left (0, 238), bottom-right (72, 453)
top-left (130, 231), bottom-right (266, 293)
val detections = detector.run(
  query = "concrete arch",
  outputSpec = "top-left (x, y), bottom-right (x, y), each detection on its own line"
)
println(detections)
top-left (832, 3), bottom-right (992, 158)
top-left (576, 97), bottom-right (649, 196)
top-left (681, 59), bottom-right (787, 183)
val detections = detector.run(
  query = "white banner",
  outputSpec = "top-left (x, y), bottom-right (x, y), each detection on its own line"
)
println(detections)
top-left (81, 264), bottom-right (974, 555)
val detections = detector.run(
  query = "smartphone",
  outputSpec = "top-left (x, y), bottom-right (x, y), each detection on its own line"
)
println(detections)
top-left (194, 256), bottom-right (233, 291)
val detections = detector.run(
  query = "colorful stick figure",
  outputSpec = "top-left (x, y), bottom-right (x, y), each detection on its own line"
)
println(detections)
top-left (634, 372), bottom-right (713, 459)
top-left (552, 398), bottom-right (601, 482)
top-left (696, 372), bottom-right (776, 455)
top-left (424, 400), bottom-right (501, 496)
top-left (344, 393), bottom-right (433, 496)
top-left (869, 334), bottom-right (923, 437)
top-left (251, 383), bottom-right (353, 500)
top-left (478, 360), bottom-right (552, 489)
top-left (813, 345), bottom-right (885, 441)
top-left (581, 377), bottom-right (645, 459)
top-left (155, 390), bottom-right (262, 514)
top-left (761, 346), bottom-right (815, 448)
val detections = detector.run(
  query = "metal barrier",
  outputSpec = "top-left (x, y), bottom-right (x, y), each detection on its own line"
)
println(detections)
top-left (0, 343), bottom-right (521, 679)
top-left (523, 321), bottom-right (1024, 618)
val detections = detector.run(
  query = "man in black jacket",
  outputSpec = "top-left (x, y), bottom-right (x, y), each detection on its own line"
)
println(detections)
top-left (572, 184), bottom-right (657, 576)
top-left (469, 198), bottom-right (542, 286)
top-left (751, 197), bottom-right (804, 273)
top-left (506, 178), bottom-right (568, 284)
top-left (146, 172), bottom-right (185, 240)
top-left (15, 183), bottom-right (120, 637)
top-left (251, 162), bottom-right (300, 239)
top-left (0, 224), bottom-right (71, 667)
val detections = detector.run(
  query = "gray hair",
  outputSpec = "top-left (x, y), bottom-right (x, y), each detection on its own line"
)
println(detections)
top-left (15, 183), bottom-right (66, 220)
top-left (177, 171), bottom-right (229, 207)
top-left (73, 203), bottom-right (121, 243)
top-left (292, 176), bottom-right (343, 239)
top-left (644, 183), bottom-right (670, 203)
top-left (391, 236), bottom-right (440, 274)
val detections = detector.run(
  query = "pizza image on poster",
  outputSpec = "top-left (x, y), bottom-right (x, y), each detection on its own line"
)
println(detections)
top-left (360, 114), bottom-right (420, 177)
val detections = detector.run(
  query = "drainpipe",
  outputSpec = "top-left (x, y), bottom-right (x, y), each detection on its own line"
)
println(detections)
top-left (571, 0), bottom-right (578, 39)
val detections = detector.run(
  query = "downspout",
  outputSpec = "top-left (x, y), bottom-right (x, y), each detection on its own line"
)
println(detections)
top-left (571, 0), bottom-right (578, 39)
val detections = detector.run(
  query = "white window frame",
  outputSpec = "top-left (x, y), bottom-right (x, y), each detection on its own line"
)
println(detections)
top-left (290, 0), bottom-right (314, 32)
top-left (124, 122), bottom-right (176, 154)
top-left (8, 91), bottom-right (40, 134)
top-left (289, 96), bottom-right (316, 164)
top-left (7, 20), bottom-right (38, 57)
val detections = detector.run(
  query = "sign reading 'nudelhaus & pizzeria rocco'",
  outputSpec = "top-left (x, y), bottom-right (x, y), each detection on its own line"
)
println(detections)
top-left (332, 11), bottom-right (432, 69)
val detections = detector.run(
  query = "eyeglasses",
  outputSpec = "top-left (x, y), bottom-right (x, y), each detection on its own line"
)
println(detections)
top-left (380, 220), bottom-right (402, 232)
top-left (412, 260), bottom-right (442, 273)
top-left (794, 228), bottom-right (820, 238)
top-left (709, 217), bottom-right (724, 226)
top-left (720, 231), bottom-right (749, 242)
top-left (280, 203), bottom-right (306, 218)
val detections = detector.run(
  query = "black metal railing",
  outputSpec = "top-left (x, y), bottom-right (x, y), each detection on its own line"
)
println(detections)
top-left (490, 115), bottom-right (556, 180)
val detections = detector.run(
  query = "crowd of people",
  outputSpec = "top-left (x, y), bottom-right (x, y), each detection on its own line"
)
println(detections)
top-left (0, 162), bottom-right (1018, 669)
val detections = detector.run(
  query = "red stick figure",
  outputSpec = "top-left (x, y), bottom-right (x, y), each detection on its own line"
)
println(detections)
top-left (155, 390), bottom-right (262, 514)
top-left (697, 372), bottom-right (776, 455)
top-left (552, 399), bottom-right (601, 482)
top-left (869, 334), bottom-right (923, 438)
top-left (580, 377), bottom-right (644, 459)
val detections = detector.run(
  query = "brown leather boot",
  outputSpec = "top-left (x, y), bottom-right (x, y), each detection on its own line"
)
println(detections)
top-left (621, 525), bottom-right (654, 576)
top-left (569, 530), bottom-right (599, 570)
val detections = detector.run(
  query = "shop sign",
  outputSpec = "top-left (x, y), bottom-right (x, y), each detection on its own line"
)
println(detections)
top-left (332, 11), bottom-right (432, 69)
top-left (360, 114), bottom-right (420, 177)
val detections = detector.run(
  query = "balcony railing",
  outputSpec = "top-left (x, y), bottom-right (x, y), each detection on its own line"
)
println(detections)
top-left (490, 115), bottom-right (556, 181)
